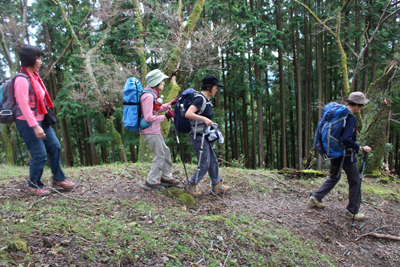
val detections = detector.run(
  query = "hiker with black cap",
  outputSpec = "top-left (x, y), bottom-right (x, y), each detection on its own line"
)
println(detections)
top-left (141, 69), bottom-right (180, 190)
top-left (183, 75), bottom-right (230, 197)
top-left (308, 92), bottom-right (372, 220)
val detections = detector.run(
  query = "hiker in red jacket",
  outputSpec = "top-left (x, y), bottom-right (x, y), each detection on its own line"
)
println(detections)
top-left (14, 45), bottom-right (75, 196)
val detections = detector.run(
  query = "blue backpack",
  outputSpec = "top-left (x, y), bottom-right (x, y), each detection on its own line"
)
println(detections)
top-left (314, 102), bottom-right (355, 159)
top-left (122, 78), bottom-right (156, 132)
top-left (173, 88), bottom-right (207, 133)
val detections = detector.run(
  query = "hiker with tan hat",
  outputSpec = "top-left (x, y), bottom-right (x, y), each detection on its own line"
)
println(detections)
top-left (308, 92), bottom-right (372, 220)
top-left (141, 69), bottom-right (180, 190)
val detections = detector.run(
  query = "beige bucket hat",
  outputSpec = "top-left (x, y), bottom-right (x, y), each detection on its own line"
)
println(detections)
top-left (346, 92), bottom-right (369, 104)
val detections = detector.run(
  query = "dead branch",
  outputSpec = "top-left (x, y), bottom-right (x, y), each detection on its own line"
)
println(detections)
top-left (355, 225), bottom-right (400, 241)
top-left (43, 7), bottom-right (92, 79)
top-left (28, 196), bottom-right (48, 210)
top-left (370, 233), bottom-right (400, 241)
top-left (49, 186), bottom-right (87, 201)
top-left (351, 2), bottom-right (400, 88)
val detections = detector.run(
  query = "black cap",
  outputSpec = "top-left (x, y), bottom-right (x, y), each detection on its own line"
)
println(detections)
top-left (201, 75), bottom-right (224, 87)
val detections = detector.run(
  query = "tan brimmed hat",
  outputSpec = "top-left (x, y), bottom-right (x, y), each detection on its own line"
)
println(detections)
top-left (346, 92), bottom-right (369, 104)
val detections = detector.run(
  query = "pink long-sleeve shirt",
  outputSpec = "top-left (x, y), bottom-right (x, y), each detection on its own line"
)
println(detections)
top-left (14, 74), bottom-right (45, 127)
top-left (140, 87), bottom-right (172, 135)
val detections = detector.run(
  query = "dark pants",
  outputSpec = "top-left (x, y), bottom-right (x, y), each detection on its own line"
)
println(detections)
top-left (312, 160), bottom-right (361, 214)
top-left (188, 134), bottom-right (221, 186)
top-left (16, 119), bottom-right (66, 189)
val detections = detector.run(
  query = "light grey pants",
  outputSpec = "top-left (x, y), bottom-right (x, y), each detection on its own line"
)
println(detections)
top-left (189, 134), bottom-right (221, 186)
top-left (142, 134), bottom-right (173, 184)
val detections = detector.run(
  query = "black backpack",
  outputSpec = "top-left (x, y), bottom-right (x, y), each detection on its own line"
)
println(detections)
top-left (0, 73), bottom-right (33, 124)
top-left (173, 88), bottom-right (207, 133)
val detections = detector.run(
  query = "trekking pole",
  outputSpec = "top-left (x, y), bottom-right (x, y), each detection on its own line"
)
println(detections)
top-left (352, 152), bottom-right (368, 227)
top-left (194, 132), bottom-right (206, 185)
top-left (171, 117), bottom-right (189, 184)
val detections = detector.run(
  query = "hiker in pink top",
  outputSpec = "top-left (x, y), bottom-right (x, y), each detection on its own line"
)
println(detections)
top-left (141, 69), bottom-right (179, 190)
top-left (14, 45), bottom-right (75, 196)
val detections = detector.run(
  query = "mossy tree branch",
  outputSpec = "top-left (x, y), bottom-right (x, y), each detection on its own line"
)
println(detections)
top-left (132, 0), bottom-right (148, 80)
top-left (295, 0), bottom-right (350, 96)
top-left (351, 1), bottom-right (400, 90)
top-left (51, 0), bottom-right (127, 162)
top-left (138, 0), bottom-right (207, 161)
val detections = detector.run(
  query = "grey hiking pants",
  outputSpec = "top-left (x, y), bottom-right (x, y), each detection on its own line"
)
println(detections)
top-left (188, 134), bottom-right (222, 186)
top-left (141, 134), bottom-right (173, 185)
top-left (312, 161), bottom-right (361, 214)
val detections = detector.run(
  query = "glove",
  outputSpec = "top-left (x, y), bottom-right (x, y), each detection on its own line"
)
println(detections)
top-left (170, 97), bottom-right (179, 106)
top-left (165, 110), bottom-right (175, 120)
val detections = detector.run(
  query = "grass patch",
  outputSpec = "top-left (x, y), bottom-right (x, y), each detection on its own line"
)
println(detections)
top-left (1, 187), bottom-right (335, 266)
top-left (2, 163), bottom-right (400, 266)
top-left (363, 182), bottom-right (400, 202)
top-left (0, 164), bottom-right (30, 185)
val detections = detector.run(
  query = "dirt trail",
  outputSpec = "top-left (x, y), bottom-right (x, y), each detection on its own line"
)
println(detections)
top-left (2, 167), bottom-right (400, 266)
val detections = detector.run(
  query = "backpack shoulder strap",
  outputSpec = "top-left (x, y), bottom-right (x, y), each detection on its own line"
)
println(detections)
top-left (193, 93), bottom-right (208, 115)
top-left (14, 72), bottom-right (36, 110)
top-left (346, 112), bottom-right (358, 127)
top-left (13, 73), bottom-right (33, 93)
top-left (142, 90), bottom-right (156, 104)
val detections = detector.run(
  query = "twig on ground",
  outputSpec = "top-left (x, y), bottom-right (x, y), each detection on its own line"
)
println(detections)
top-left (266, 174), bottom-right (290, 187)
top-left (0, 246), bottom-right (7, 252)
top-left (209, 191), bottom-right (229, 207)
top-left (162, 253), bottom-right (178, 261)
top-left (75, 236), bottom-right (93, 243)
top-left (369, 232), bottom-right (400, 241)
top-left (69, 183), bottom-right (80, 194)
top-left (195, 258), bottom-right (204, 265)
top-left (192, 237), bottom-right (205, 265)
top-left (280, 198), bottom-right (285, 207)
top-left (355, 225), bottom-right (400, 241)
top-left (28, 196), bottom-right (48, 210)
top-left (50, 187), bottom-right (88, 201)
top-left (194, 204), bottom-right (203, 215)
top-left (223, 249), bottom-right (231, 267)
top-left (117, 168), bottom-right (127, 179)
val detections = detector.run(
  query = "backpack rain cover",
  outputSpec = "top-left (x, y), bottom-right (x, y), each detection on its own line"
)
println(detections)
top-left (122, 77), bottom-right (143, 132)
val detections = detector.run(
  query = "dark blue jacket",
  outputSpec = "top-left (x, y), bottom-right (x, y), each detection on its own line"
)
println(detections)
top-left (333, 114), bottom-right (360, 164)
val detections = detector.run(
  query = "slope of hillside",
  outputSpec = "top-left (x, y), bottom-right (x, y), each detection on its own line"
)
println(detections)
top-left (1, 163), bottom-right (400, 266)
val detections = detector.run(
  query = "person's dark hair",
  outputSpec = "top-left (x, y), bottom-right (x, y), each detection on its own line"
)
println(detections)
top-left (346, 100), bottom-right (363, 107)
top-left (18, 45), bottom-right (44, 67)
top-left (201, 84), bottom-right (214, 92)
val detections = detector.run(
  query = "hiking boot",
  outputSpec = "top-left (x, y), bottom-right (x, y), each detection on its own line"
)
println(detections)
top-left (160, 178), bottom-right (180, 187)
top-left (184, 184), bottom-right (202, 197)
top-left (212, 182), bottom-right (230, 194)
top-left (28, 187), bottom-right (51, 196)
top-left (344, 210), bottom-right (365, 221)
top-left (144, 181), bottom-right (165, 190)
top-left (53, 180), bottom-right (75, 189)
top-left (307, 196), bottom-right (325, 209)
